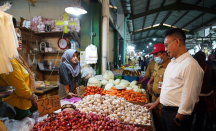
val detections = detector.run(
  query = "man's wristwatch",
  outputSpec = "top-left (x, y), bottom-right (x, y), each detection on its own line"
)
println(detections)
top-left (174, 117), bottom-right (181, 124)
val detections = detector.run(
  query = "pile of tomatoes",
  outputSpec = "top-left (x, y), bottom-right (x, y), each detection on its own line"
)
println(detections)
top-left (83, 86), bottom-right (105, 96)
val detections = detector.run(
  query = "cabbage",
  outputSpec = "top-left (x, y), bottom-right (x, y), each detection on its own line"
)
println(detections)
top-left (130, 81), bottom-right (137, 87)
top-left (87, 77), bottom-right (101, 87)
top-left (102, 70), bottom-right (114, 80)
top-left (101, 80), bottom-right (108, 86)
top-left (109, 79), bottom-right (114, 84)
top-left (114, 79), bottom-right (120, 85)
top-left (104, 83), bottom-right (114, 90)
top-left (119, 82), bottom-right (129, 88)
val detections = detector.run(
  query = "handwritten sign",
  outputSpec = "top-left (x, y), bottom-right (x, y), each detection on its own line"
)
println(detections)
top-left (0, 120), bottom-right (7, 131)
top-left (37, 95), bottom-right (61, 117)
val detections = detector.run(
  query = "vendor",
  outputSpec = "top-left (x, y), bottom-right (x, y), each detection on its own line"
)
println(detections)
top-left (0, 28), bottom-right (38, 120)
top-left (58, 49), bottom-right (81, 99)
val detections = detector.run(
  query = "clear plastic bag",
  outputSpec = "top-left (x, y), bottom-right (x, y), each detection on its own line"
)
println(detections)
top-left (81, 65), bottom-right (96, 78)
top-left (26, 54), bottom-right (33, 67)
top-left (3, 117), bottom-right (35, 131)
top-left (31, 111), bottom-right (48, 123)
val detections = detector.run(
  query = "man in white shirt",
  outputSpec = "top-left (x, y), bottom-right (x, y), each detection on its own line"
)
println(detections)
top-left (144, 28), bottom-right (204, 131)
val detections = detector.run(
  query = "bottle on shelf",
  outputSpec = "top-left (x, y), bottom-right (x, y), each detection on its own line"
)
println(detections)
top-left (49, 60), bottom-right (52, 70)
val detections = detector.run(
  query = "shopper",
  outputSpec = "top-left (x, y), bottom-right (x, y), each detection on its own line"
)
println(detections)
top-left (147, 43), bottom-right (170, 118)
top-left (193, 51), bottom-right (214, 131)
top-left (58, 49), bottom-right (81, 99)
top-left (141, 56), bottom-right (147, 71)
top-left (138, 57), bottom-right (143, 66)
top-left (144, 28), bottom-right (204, 131)
top-left (137, 57), bottom-right (156, 84)
top-left (0, 28), bottom-right (38, 120)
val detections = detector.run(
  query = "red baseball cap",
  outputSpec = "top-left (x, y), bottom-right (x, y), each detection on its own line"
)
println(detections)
top-left (149, 43), bottom-right (165, 55)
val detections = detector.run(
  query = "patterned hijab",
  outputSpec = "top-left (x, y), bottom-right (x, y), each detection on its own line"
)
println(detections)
top-left (60, 49), bottom-right (80, 77)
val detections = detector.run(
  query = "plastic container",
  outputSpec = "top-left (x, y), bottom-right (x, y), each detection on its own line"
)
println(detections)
top-left (123, 75), bottom-right (138, 82)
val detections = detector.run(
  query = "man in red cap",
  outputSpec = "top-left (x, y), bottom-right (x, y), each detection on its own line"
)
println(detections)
top-left (147, 43), bottom-right (170, 119)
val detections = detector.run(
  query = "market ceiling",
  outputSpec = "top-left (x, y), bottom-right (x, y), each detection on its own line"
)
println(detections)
top-left (119, 0), bottom-right (216, 53)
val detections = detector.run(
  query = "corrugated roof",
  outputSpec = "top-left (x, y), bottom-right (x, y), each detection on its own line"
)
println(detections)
top-left (120, 0), bottom-right (216, 52)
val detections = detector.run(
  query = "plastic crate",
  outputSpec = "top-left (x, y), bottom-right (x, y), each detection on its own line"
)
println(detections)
top-left (123, 75), bottom-right (138, 82)
top-left (139, 77), bottom-right (150, 84)
top-left (114, 75), bottom-right (122, 80)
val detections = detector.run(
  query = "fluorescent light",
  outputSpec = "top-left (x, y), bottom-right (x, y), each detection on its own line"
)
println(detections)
top-left (65, 5), bottom-right (87, 15)
top-left (149, 42), bottom-right (152, 45)
top-left (163, 23), bottom-right (171, 27)
top-left (153, 23), bottom-right (160, 27)
top-left (182, 28), bottom-right (190, 32)
top-left (153, 38), bottom-right (156, 41)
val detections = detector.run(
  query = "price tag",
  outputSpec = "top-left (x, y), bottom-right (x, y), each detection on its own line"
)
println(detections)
top-left (77, 85), bottom-right (85, 97)
top-left (37, 95), bottom-right (61, 117)
top-left (0, 120), bottom-right (7, 131)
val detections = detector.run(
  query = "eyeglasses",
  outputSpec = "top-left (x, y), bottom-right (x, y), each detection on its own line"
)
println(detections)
top-left (164, 39), bottom-right (176, 48)
top-left (164, 38), bottom-right (183, 48)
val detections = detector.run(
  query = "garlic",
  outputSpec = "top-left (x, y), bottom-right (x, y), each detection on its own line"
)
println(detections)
top-left (148, 115), bottom-right (151, 119)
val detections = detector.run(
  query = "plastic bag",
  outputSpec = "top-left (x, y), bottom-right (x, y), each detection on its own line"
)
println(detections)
top-left (32, 54), bottom-right (37, 65)
top-left (26, 54), bottom-right (33, 67)
top-left (3, 117), bottom-right (35, 131)
top-left (81, 65), bottom-right (96, 78)
top-left (31, 111), bottom-right (48, 123)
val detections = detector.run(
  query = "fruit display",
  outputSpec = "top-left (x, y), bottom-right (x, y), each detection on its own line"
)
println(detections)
top-left (32, 109), bottom-right (147, 131)
top-left (75, 94), bottom-right (151, 125)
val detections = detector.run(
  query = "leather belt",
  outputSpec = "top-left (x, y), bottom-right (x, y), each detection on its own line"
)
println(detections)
top-left (162, 105), bottom-right (179, 111)
top-left (153, 93), bottom-right (160, 97)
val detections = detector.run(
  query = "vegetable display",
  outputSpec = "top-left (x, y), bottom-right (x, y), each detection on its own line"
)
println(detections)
top-left (105, 87), bottom-right (148, 103)
top-left (32, 110), bottom-right (147, 131)
top-left (87, 77), bottom-right (101, 87)
top-left (75, 94), bottom-right (151, 125)
top-left (83, 86), bottom-right (105, 96)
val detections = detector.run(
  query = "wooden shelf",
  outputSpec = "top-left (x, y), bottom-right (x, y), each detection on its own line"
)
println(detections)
top-left (33, 31), bottom-right (72, 37)
top-left (25, 52), bottom-right (64, 55)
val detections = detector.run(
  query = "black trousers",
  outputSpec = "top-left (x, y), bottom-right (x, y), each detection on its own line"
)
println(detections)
top-left (161, 106), bottom-right (194, 131)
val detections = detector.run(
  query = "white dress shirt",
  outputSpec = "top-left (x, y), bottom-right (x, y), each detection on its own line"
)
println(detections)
top-left (160, 52), bottom-right (204, 115)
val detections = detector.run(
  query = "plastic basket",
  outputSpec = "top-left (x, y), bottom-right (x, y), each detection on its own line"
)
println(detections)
top-left (123, 76), bottom-right (138, 82)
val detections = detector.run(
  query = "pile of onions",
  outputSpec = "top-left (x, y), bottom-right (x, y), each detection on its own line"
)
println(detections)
top-left (32, 109), bottom-right (146, 131)
top-left (75, 94), bottom-right (151, 125)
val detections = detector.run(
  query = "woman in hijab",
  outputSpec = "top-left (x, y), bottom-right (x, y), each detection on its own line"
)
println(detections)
top-left (0, 28), bottom-right (37, 120)
top-left (58, 49), bottom-right (81, 99)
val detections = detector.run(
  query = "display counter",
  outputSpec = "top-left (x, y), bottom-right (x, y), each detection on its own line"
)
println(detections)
top-left (34, 86), bottom-right (59, 99)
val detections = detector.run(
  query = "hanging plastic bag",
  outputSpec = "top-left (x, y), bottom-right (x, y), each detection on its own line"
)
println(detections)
top-left (26, 54), bottom-right (33, 67)
top-left (32, 54), bottom-right (37, 66)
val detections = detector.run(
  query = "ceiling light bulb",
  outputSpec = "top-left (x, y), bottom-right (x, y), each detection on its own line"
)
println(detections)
top-left (147, 46), bottom-right (148, 48)
top-left (153, 38), bottom-right (156, 41)
top-left (149, 42), bottom-right (152, 45)
top-left (65, 5), bottom-right (87, 15)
